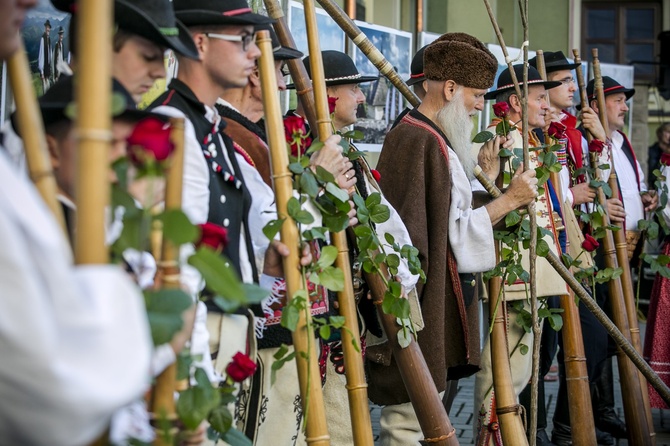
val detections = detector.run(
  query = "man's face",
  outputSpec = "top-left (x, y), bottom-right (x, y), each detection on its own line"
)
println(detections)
top-left (547, 69), bottom-right (576, 110)
top-left (526, 85), bottom-right (550, 129)
top-left (604, 92), bottom-right (629, 131)
top-left (202, 25), bottom-right (261, 90)
top-left (0, 0), bottom-right (37, 60)
top-left (660, 127), bottom-right (670, 146)
top-left (58, 33), bottom-right (63, 42)
top-left (112, 34), bottom-right (167, 103)
top-left (327, 83), bottom-right (365, 130)
top-left (458, 86), bottom-right (487, 116)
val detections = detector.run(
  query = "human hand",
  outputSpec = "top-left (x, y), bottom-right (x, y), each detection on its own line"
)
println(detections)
top-left (478, 134), bottom-right (508, 180)
top-left (505, 165), bottom-right (538, 208)
top-left (580, 107), bottom-right (607, 141)
top-left (606, 198), bottom-right (626, 223)
top-left (347, 200), bottom-right (358, 227)
top-left (263, 240), bottom-right (313, 277)
top-left (179, 421), bottom-right (207, 445)
top-left (570, 182), bottom-right (596, 205)
top-left (642, 191), bottom-right (658, 212)
top-left (169, 303), bottom-right (197, 355)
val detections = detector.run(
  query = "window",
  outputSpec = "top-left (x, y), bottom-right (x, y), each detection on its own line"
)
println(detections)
top-left (582, 2), bottom-right (660, 81)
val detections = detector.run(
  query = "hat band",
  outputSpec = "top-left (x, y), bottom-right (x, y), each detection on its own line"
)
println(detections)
top-left (325, 73), bottom-right (364, 83)
top-left (160, 27), bottom-right (179, 36)
top-left (587, 85), bottom-right (627, 100)
top-left (494, 78), bottom-right (547, 91)
top-left (223, 7), bottom-right (252, 16)
top-left (410, 73), bottom-right (424, 78)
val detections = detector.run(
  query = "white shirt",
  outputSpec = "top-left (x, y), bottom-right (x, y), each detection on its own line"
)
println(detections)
top-left (0, 150), bottom-right (151, 446)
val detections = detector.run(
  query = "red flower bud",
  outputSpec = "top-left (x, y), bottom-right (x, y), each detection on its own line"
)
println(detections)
top-left (661, 153), bottom-right (670, 166)
top-left (588, 139), bottom-right (605, 154)
top-left (547, 121), bottom-right (567, 140)
top-left (284, 115), bottom-right (311, 157)
top-left (371, 169), bottom-right (381, 182)
top-left (581, 233), bottom-right (600, 252)
top-left (492, 102), bottom-right (510, 119)
top-left (127, 117), bottom-right (174, 167)
top-left (225, 352), bottom-right (257, 382)
top-left (328, 96), bottom-right (338, 115)
top-left (196, 222), bottom-right (229, 252)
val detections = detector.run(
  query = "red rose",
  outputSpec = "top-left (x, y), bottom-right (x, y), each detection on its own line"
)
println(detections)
top-left (588, 139), bottom-right (605, 154)
top-left (547, 121), bottom-right (567, 140)
top-left (127, 117), bottom-right (174, 167)
top-left (371, 169), bottom-right (381, 182)
top-left (581, 233), bottom-right (600, 252)
top-left (284, 115), bottom-right (312, 157)
top-left (661, 153), bottom-right (670, 165)
top-left (225, 352), bottom-right (257, 382)
top-left (196, 222), bottom-right (228, 252)
top-left (327, 96), bottom-right (338, 115)
top-left (492, 102), bottom-right (510, 119)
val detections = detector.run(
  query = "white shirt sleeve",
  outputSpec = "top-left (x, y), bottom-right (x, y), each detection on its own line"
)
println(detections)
top-left (447, 148), bottom-right (496, 273)
top-left (0, 152), bottom-right (151, 446)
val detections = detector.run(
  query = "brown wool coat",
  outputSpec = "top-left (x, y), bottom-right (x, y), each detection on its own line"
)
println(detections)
top-left (222, 117), bottom-right (273, 188)
top-left (368, 109), bottom-right (480, 406)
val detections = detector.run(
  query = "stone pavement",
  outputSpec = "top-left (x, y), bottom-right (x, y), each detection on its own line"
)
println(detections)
top-left (369, 324), bottom-right (670, 444)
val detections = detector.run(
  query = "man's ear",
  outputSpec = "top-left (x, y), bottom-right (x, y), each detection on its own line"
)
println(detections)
top-left (590, 99), bottom-right (599, 114)
top-left (249, 68), bottom-right (260, 86)
top-left (442, 80), bottom-right (457, 101)
top-left (191, 32), bottom-right (208, 57)
top-left (509, 94), bottom-right (522, 114)
top-left (46, 133), bottom-right (60, 170)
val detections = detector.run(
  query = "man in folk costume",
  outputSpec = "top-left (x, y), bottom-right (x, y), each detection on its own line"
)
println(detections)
top-left (0, 1), bottom-right (152, 444)
top-left (53, 26), bottom-right (65, 81)
top-left (473, 64), bottom-right (567, 445)
top-left (215, 29), bottom-right (355, 445)
top-left (374, 33), bottom-right (538, 445)
top-left (390, 44), bottom-right (427, 129)
top-left (38, 19), bottom-right (53, 92)
top-left (586, 76), bottom-right (658, 442)
top-left (528, 51), bottom-right (612, 446)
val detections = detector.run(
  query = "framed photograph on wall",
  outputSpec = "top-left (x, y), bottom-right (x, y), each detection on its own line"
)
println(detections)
top-left (20, 0), bottom-right (71, 98)
top-left (350, 21), bottom-right (412, 149)
top-left (288, 1), bottom-right (346, 55)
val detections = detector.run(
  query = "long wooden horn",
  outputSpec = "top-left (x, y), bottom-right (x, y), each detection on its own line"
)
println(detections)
top-left (151, 118), bottom-right (185, 445)
top-left (536, 51), bottom-right (596, 446)
top-left (314, 0), bottom-right (421, 108)
top-left (7, 40), bottom-right (66, 235)
top-left (591, 48), bottom-right (654, 446)
top-left (362, 259), bottom-right (458, 445)
top-left (262, 0), bottom-right (319, 135)
top-left (256, 29), bottom-right (331, 446)
top-left (301, 2), bottom-right (375, 444)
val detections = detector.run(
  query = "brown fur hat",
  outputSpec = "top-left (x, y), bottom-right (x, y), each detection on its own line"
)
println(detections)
top-left (423, 33), bottom-right (497, 89)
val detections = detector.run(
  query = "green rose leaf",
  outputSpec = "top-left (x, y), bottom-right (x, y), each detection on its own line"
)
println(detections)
top-left (365, 193), bottom-right (382, 208)
top-left (472, 130), bottom-right (495, 144)
top-left (221, 427), bottom-right (253, 446)
top-left (369, 204), bottom-right (391, 224)
top-left (315, 166), bottom-right (336, 184)
top-left (188, 248), bottom-right (246, 309)
top-left (160, 209), bottom-right (199, 245)
top-left (176, 369), bottom-right (220, 430)
top-left (208, 405), bottom-right (233, 435)
top-left (325, 182), bottom-right (350, 203)
top-left (397, 328), bottom-right (412, 348)
top-left (318, 245), bottom-right (338, 269)
top-left (519, 343), bottom-right (529, 355)
top-left (263, 218), bottom-right (285, 241)
top-left (300, 171), bottom-right (320, 198)
top-left (319, 266), bottom-right (345, 291)
top-left (144, 288), bottom-right (192, 346)
top-left (536, 239), bottom-right (550, 257)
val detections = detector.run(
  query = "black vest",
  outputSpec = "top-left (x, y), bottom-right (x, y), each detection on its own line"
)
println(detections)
top-left (150, 79), bottom-right (258, 311)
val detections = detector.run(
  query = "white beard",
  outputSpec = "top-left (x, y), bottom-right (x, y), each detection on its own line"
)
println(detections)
top-left (436, 89), bottom-right (477, 180)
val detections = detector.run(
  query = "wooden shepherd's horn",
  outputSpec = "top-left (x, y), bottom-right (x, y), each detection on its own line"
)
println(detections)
top-left (257, 29), bottom-right (331, 446)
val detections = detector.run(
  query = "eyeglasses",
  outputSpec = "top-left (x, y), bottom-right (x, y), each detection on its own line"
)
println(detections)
top-left (557, 77), bottom-right (576, 85)
top-left (205, 32), bottom-right (257, 52)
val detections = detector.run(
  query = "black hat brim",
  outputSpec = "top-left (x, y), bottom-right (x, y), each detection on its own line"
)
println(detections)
top-left (484, 79), bottom-right (562, 100)
top-left (175, 10), bottom-right (274, 27)
top-left (115, 0), bottom-right (200, 60)
top-left (406, 75), bottom-right (425, 86)
top-left (576, 87), bottom-right (635, 110)
top-left (274, 46), bottom-right (303, 61)
top-left (286, 75), bottom-right (378, 90)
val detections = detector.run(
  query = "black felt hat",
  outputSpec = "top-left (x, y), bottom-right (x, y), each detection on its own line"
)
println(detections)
top-left (257, 24), bottom-right (303, 61)
top-left (484, 64), bottom-right (561, 100)
top-left (173, 0), bottom-right (273, 27)
top-left (577, 76), bottom-right (635, 110)
top-left (50, 0), bottom-right (199, 59)
top-left (58, 26), bottom-right (64, 35)
top-left (287, 50), bottom-right (378, 89)
top-left (406, 45), bottom-right (427, 86)
top-left (44, 20), bottom-right (52, 27)
top-left (528, 51), bottom-right (579, 73)
top-left (28, 75), bottom-right (166, 129)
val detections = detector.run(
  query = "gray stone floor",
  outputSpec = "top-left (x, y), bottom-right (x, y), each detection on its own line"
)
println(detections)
top-left (369, 321), bottom-right (670, 444)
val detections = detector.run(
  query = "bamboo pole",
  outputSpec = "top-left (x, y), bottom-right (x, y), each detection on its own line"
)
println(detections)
top-left (301, 3), bottom-right (374, 444)
top-left (74, 0), bottom-right (113, 265)
top-left (150, 118), bottom-right (185, 445)
top-left (263, 0), bottom-right (319, 136)
top-left (7, 40), bottom-right (66, 235)
top-left (474, 164), bottom-right (670, 407)
top-left (590, 49), bottom-right (653, 446)
top-left (535, 50), bottom-right (596, 446)
top-left (315, 0), bottom-right (420, 108)
top-left (257, 30), bottom-right (331, 446)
